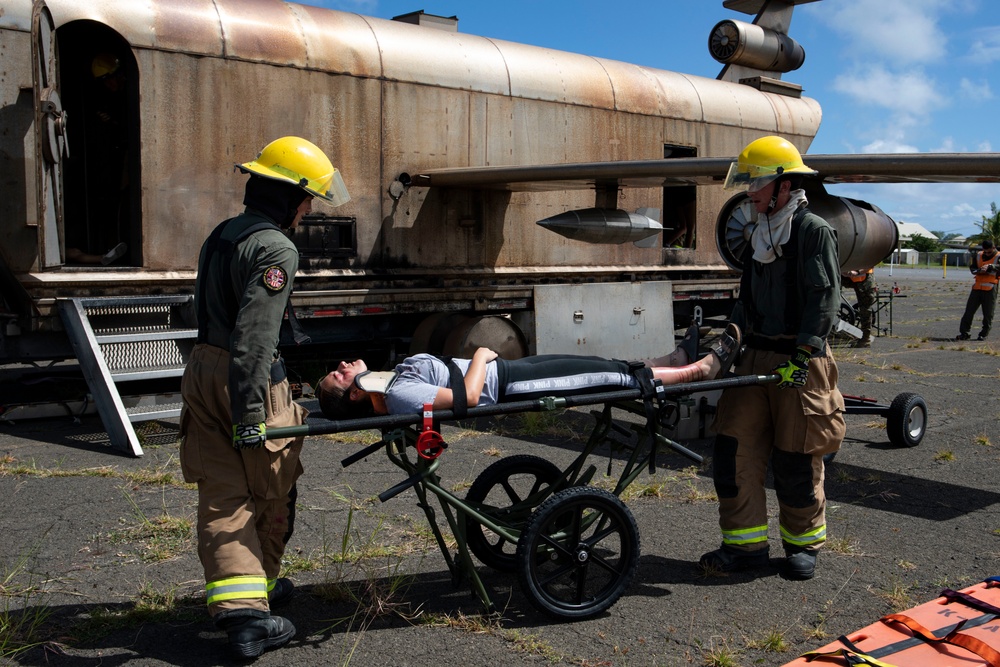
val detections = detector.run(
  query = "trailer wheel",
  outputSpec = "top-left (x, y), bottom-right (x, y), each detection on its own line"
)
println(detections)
top-left (516, 486), bottom-right (639, 620)
top-left (465, 455), bottom-right (562, 572)
top-left (886, 392), bottom-right (927, 448)
top-left (838, 301), bottom-right (857, 326)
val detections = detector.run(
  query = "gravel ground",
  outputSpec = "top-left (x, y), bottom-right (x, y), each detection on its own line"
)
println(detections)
top-left (2, 266), bottom-right (999, 667)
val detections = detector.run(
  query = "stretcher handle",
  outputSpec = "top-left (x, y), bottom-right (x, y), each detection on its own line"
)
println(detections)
top-left (341, 440), bottom-right (386, 468)
top-left (268, 373), bottom-right (781, 440)
top-left (378, 470), bottom-right (425, 503)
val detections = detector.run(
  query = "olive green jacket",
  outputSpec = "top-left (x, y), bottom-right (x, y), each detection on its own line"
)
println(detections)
top-left (732, 207), bottom-right (840, 352)
top-left (194, 210), bottom-right (298, 425)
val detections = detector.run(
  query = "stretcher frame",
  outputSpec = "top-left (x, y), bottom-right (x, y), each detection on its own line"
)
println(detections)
top-left (269, 373), bottom-right (779, 620)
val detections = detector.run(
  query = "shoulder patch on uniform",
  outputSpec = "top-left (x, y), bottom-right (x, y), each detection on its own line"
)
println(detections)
top-left (263, 265), bottom-right (288, 291)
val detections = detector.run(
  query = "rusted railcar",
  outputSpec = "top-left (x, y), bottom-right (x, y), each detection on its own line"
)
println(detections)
top-left (0, 0), bottom-right (833, 451)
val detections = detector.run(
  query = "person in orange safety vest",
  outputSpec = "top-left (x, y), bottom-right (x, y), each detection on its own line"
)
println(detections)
top-left (956, 239), bottom-right (1000, 341)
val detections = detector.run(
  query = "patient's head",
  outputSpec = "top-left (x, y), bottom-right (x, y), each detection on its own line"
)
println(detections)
top-left (316, 359), bottom-right (374, 419)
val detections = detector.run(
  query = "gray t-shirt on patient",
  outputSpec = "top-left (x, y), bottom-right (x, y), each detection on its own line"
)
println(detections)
top-left (384, 353), bottom-right (500, 415)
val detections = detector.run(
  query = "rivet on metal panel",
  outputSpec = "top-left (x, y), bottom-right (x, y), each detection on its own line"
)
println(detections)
top-left (574, 310), bottom-right (584, 323)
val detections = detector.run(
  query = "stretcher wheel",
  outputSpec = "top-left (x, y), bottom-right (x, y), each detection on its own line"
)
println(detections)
top-left (464, 455), bottom-right (562, 572)
top-left (516, 486), bottom-right (639, 619)
top-left (886, 392), bottom-right (926, 448)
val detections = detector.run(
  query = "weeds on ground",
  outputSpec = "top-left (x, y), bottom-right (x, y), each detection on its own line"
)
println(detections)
top-left (0, 455), bottom-right (192, 489)
top-left (825, 536), bottom-right (864, 557)
top-left (698, 636), bottom-right (741, 666)
top-left (933, 449), bottom-right (955, 463)
top-left (872, 577), bottom-right (915, 611)
top-left (420, 611), bottom-right (566, 662)
top-left (744, 627), bottom-right (790, 653)
top-left (69, 583), bottom-right (202, 644)
top-left (494, 410), bottom-right (580, 440)
top-left (0, 545), bottom-right (57, 662)
top-left (314, 507), bottom-right (422, 666)
top-left (975, 434), bottom-right (992, 447)
top-left (106, 488), bottom-right (194, 562)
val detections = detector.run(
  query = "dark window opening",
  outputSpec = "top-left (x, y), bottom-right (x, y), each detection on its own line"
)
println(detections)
top-left (293, 214), bottom-right (358, 266)
top-left (57, 20), bottom-right (141, 267)
top-left (662, 144), bottom-right (697, 249)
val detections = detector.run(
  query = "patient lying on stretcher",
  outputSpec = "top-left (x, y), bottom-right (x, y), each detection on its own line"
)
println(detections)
top-left (316, 324), bottom-right (740, 420)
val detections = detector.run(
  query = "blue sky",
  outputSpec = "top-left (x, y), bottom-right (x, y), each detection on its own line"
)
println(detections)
top-left (310, 0), bottom-right (1000, 237)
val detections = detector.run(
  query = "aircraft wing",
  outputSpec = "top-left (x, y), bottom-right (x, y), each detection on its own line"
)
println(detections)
top-left (409, 153), bottom-right (1000, 191)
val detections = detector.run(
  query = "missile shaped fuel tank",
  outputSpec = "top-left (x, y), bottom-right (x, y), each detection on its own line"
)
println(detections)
top-left (537, 208), bottom-right (663, 246)
top-left (715, 190), bottom-right (900, 273)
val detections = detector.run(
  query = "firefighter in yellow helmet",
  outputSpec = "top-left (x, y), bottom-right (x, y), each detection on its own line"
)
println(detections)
top-left (179, 137), bottom-right (348, 659)
top-left (703, 136), bottom-right (845, 580)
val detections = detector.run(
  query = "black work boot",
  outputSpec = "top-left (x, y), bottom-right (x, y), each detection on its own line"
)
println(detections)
top-left (268, 578), bottom-right (294, 607)
top-left (781, 549), bottom-right (817, 580)
top-left (215, 609), bottom-right (295, 660)
top-left (699, 544), bottom-right (769, 572)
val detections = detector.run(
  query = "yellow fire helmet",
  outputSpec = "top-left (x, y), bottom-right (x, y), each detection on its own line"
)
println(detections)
top-left (724, 135), bottom-right (817, 192)
top-left (91, 52), bottom-right (121, 79)
top-left (238, 136), bottom-right (350, 206)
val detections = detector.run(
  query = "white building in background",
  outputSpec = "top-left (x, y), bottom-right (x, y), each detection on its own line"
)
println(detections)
top-left (896, 221), bottom-right (939, 243)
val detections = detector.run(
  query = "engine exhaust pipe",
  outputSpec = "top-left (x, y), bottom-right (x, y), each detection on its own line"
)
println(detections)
top-left (716, 189), bottom-right (899, 273)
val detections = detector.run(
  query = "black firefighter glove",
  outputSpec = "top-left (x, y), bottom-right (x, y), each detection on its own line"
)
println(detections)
top-left (232, 422), bottom-right (267, 449)
top-left (773, 347), bottom-right (812, 389)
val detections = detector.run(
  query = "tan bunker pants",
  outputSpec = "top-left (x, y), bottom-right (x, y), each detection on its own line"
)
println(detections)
top-left (180, 344), bottom-right (307, 616)
top-left (710, 345), bottom-right (845, 553)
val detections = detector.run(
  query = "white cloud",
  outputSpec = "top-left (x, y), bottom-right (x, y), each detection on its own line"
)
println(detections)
top-left (825, 0), bottom-right (946, 65)
top-left (861, 137), bottom-right (919, 154)
top-left (958, 77), bottom-right (994, 102)
top-left (832, 65), bottom-right (946, 117)
top-left (967, 26), bottom-right (1000, 63)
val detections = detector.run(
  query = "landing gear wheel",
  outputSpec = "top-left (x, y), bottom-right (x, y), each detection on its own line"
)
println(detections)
top-left (516, 486), bottom-right (639, 620)
top-left (465, 455), bottom-right (562, 572)
top-left (886, 392), bottom-right (927, 448)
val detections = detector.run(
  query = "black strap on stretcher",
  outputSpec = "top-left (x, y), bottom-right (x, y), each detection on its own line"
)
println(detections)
top-left (801, 577), bottom-right (1000, 667)
top-left (626, 361), bottom-right (667, 475)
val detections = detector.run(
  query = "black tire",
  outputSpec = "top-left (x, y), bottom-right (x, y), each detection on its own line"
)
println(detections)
top-left (886, 392), bottom-right (927, 448)
top-left (464, 455), bottom-right (562, 572)
top-left (516, 486), bottom-right (639, 620)
top-left (839, 301), bottom-right (857, 326)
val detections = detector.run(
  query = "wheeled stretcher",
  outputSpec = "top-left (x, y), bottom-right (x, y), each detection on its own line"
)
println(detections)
top-left (269, 373), bottom-right (778, 620)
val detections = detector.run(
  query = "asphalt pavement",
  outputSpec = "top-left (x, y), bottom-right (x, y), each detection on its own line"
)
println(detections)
top-left (1, 268), bottom-right (998, 667)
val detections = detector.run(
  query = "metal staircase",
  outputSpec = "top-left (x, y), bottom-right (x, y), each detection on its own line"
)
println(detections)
top-left (58, 295), bottom-right (196, 456)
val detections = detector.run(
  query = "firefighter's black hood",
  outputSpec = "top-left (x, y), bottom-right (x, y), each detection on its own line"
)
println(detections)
top-left (243, 174), bottom-right (309, 230)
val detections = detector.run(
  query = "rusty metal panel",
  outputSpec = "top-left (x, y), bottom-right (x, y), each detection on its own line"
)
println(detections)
top-left (495, 39), bottom-right (615, 108)
top-left (289, 3), bottom-right (381, 77)
top-left (370, 18), bottom-right (509, 94)
top-left (0, 0), bottom-right (32, 31)
top-left (138, 49), bottom-right (381, 271)
top-left (598, 59), bottom-right (706, 121)
top-left (0, 25), bottom-right (39, 272)
top-left (43, 0), bottom-right (222, 56)
top-left (215, 0), bottom-right (304, 65)
top-left (767, 92), bottom-right (823, 143)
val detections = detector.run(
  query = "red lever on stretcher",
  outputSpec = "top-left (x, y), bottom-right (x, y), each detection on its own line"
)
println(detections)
top-left (416, 403), bottom-right (447, 460)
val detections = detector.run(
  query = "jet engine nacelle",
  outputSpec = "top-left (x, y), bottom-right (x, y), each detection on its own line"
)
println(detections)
top-left (715, 190), bottom-right (899, 273)
top-left (708, 19), bottom-right (805, 73)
